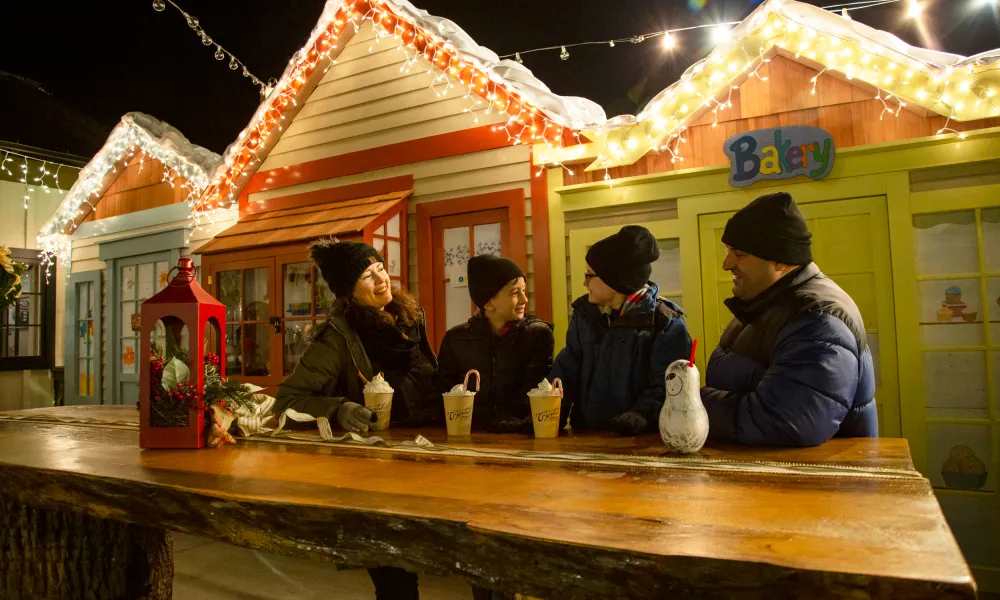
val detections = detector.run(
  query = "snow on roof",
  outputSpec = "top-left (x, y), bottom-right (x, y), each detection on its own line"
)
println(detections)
top-left (40, 112), bottom-right (221, 238)
top-left (201, 0), bottom-right (1000, 203)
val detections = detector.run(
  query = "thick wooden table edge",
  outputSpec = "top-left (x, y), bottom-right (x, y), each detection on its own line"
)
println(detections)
top-left (0, 409), bottom-right (977, 600)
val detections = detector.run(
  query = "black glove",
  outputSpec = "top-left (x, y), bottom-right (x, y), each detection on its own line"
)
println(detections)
top-left (611, 411), bottom-right (647, 437)
top-left (487, 416), bottom-right (532, 434)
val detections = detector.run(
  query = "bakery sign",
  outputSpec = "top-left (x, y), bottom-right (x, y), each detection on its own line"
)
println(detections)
top-left (723, 126), bottom-right (835, 188)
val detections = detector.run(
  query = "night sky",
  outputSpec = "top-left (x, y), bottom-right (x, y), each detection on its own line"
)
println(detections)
top-left (3, 0), bottom-right (999, 156)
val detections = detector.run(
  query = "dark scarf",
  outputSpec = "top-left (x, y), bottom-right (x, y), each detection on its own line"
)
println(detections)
top-left (345, 302), bottom-right (435, 422)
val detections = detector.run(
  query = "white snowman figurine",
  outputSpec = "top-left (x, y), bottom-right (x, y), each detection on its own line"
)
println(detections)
top-left (659, 342), bottom-right (709, 454)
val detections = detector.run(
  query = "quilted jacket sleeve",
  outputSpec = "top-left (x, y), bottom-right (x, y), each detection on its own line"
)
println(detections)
top-left (433, 330), bottom-right (463, 398)
top-left (507, 322), bottom-right (555, 419)
top-left (700, 311), bottom-right (861, 447)
top-left (631, 316), bottom-right (693, 425)
top-left (275, 325), bottom-right (349, 420)
top-left (550, 315), bottom-right (583, 428)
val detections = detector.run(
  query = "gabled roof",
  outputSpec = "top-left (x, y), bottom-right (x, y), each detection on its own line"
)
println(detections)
top-left (40, 112), bottom-right (221, 238)
top-left (198, 0), bottom-right (1000, 201)
top-left (544, 0), bottom-right (1000, 170)
top-left (196, 0), bottom-right (604, 210)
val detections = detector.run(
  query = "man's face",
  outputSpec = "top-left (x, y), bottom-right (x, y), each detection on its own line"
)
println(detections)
top-left (485, 277), bottom-right (528, 322)
top-left (584, 263), bottom-right (616, 306)
top-left (722, 246), bottom-right (786, 300)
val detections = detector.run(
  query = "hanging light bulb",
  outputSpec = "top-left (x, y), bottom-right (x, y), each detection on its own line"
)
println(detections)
top-left (152, 0), bottom-right (165, 11)
top-left (609, 40), bottom-right (615, 47)
top-left (186, 14), bottom-right (199, 29)
top-left (229, 57), bottom-right (240, 70)
top-left (662, 32), bottom-right (675, 50)
top-left (907, 0), bottom-right (922, 18)
top-left (841, 8), bottom-right (850, 19)
top-left (560, 46), bottom-right (570, 60)
top-left (711, 24), bottom-right (731, 46)
top-left (515, 52), bottom-right (523, 63)
top-left (214, 45), bottom-right (225, 60)
top-left (201, 31), bottom-right (213, 46)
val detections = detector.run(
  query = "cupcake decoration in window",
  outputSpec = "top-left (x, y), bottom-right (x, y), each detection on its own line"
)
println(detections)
top-left (938, 285), bottom-right (972, 322)
top-left (941, 444), bottom-right (988, 491)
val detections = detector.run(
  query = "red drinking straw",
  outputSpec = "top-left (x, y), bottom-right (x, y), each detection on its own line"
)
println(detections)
top-left (688, 338), bottom-right (698, 367)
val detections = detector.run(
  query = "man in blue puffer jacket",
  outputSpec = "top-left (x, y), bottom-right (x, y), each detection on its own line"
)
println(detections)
top-left (550, 225), bottom-right (692, 436)
top-left (701, 192), bottom-right (878, 447)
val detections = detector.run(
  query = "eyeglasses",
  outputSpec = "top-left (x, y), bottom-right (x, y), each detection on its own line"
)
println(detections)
top-left (583, 272), bottom-right (597, 283)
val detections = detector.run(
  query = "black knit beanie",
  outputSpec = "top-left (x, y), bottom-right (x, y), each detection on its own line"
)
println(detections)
top-left (721, 192), bottom-right (812, 265)
top-left (309, 238), bottom-right (384, 298)
top-left (468, 254), bottom-right (525, 309)
top-left (585, 225), bottom-right (660, 294)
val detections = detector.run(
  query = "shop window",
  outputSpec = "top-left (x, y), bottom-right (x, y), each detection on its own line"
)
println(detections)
top-left (912, 207), bottom-right (999, 494)
top-left (371, 212), bottom-right (406, 289)
top-left (0, 249), bottom-right (55, 371)
top-left (120, 260), bottom-right (170, 376)
top-left (216, 266), bottom-right (271, 377)
top-left (281, 261), bottom-right (335, 375)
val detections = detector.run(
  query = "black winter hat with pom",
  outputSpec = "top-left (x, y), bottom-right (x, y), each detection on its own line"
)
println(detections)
top-left (309, 238), bottom-right (384, 298)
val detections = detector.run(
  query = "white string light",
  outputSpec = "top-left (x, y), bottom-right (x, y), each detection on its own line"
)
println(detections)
top-left (151, 0), bottom-right (271, 96)
top-left (496, 0), bottom-right (902, 61)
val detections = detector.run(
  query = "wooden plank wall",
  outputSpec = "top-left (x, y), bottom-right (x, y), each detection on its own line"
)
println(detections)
top-left (260, 22), bottom-right (507, 171)
top-left (563, 55), bottom-right (1000, 186)
top-left (251, 22), bottom-right (538, 308)
top-left (82, 155), bottom-right (194, 222)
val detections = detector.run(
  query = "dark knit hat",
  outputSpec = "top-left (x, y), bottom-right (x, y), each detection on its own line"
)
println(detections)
top-left (468, 254), bottom-right (525, 309)
top-left (309, 238), bottom-right (384, 298)
top-left (585, 225), bottom-right (660, 294)
top-left (721, 192), bottom-right (812, 265)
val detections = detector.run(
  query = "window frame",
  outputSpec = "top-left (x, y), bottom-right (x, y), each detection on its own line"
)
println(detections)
top-left (0, 248), bottom-right (56, 371)
top-left (65, 270), bottom-right (103, 404)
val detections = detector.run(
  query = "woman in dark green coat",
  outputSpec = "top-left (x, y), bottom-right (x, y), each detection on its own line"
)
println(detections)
top-left (276, 237), bottom-right (437, 599)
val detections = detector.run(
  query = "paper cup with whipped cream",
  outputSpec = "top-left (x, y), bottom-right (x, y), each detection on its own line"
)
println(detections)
top-left (528, 378), bottom-right (563, 438)
top-left (443, 369), bottom-right (479, 436)
top-left (363, 373), bottom-right (394, 431)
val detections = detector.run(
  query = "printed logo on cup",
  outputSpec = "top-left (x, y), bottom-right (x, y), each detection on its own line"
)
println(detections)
top-left (535, 408), bottom-right (560, 422)
top-left (370, 401), bottom-right (390, 412)
top-left (448, 406), bottom-right (472, 421)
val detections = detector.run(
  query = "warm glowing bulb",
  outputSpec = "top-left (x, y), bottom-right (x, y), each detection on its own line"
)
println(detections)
top-left (626, 137), bottom-right (638, 150)
top-left (711, 25), bottom-right (731, 46)
top-left (662, 32), bottom-right (675, 50)
top-left (917, 89), bottom-right (928, 100)
top-left (907, 0), bottom-right (922, 18)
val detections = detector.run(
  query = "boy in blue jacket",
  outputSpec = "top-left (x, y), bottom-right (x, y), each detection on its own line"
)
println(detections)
top-left (550, 225), bottom-right (692, 436)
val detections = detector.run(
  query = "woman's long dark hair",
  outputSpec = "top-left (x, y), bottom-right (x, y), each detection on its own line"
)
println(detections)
top-left (336, 286), bottom-right (422, 329)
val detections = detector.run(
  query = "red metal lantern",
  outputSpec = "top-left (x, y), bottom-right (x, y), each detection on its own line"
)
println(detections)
top-left (139, 258), bottom-right (226, 449)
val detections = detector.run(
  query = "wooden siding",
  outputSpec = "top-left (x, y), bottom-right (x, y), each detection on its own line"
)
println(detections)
top-left (81, 155), bottom-right (194, 223)
top-left (563, 54), bottom-right (1000, 186)
top-left (260, 21), bottom-right (508, 171)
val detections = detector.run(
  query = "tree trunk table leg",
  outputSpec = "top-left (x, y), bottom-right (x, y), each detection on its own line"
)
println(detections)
top-left (0, 496), bottom-right (172, 600)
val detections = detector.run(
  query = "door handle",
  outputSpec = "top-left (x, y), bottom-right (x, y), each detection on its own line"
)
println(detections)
top-left (269, 316), bottom-right (281, 334)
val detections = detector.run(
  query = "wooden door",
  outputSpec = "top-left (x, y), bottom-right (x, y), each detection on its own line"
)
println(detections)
top-left (699, 196), bottom-right (901, 437)
top-left (208, 257), bottom-right (279, 388)
top-left (430, 209), bottom-right (511, 347)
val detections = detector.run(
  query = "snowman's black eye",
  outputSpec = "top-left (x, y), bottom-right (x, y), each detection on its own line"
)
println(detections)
top-left (667, 373), bottom-right (676, 380)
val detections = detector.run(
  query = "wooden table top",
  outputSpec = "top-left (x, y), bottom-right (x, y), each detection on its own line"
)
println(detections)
top-left (0, 406), bottom-right (974, 599)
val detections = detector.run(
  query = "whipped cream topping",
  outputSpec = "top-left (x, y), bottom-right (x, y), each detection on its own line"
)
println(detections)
top-left (528, 378), bottom-right (561, 397)
top-left (364, 373), bottom-right (394, 394)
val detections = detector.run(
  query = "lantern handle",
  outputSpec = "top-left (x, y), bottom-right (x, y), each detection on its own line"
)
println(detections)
top-left (167, 264), bottom-right (199, 287)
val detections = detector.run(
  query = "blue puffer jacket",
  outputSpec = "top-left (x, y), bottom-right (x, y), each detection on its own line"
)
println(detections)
top-left (701, 263), bottom-right (878, 447)
top-left (550, 284), bottom-right (693, 432)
